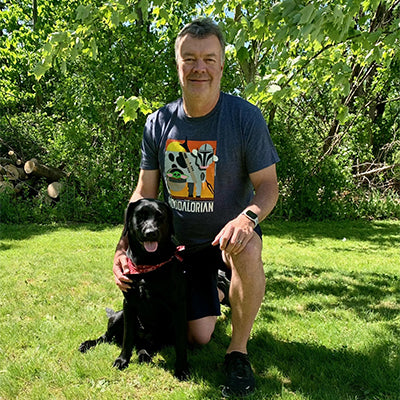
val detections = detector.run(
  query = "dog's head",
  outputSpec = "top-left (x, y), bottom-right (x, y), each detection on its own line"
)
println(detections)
top-left (124, 199), bottom-right (174, 253)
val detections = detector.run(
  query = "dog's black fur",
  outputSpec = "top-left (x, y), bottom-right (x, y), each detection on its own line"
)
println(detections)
top-left (79, 199), bottom-right (189, 380)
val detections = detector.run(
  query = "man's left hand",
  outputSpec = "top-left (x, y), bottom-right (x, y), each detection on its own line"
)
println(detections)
top-left (212, 214), bottom-right (255, 255)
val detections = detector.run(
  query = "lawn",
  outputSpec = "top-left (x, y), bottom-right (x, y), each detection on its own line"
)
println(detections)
top-left (0, 220), bottom-right (399, 399)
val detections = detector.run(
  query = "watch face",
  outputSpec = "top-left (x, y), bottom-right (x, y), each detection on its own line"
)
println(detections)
top-left (246, 210), bottom-right (258, 219)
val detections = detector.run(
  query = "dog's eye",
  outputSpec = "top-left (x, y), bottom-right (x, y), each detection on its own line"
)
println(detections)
top-left (135, 209), bottom-right (150, 221)
top-left (154, 211), bottom-right (166, 222)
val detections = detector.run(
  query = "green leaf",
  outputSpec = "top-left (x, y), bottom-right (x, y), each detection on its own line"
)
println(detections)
top-left (235, 28), bottom-right (246, 51)
top-left (89, 38), bottom-right (98, 60)
top-left (138, 0), bottom-right (149, 19)
top-left (61, 59), bottom-right (67, 74)
top-left (299, 4), bottom-right (314, 25)
top-left (244, 82), bottom-right (256, 97)
top-left (115, 96), bottom-right (125, 111)
top-left (267, 84), bottom-right (281, 94)
top-left (337, 105), bottom-right (349, 123)
top-left (111, 11), bottom-right (120, 27)
top-left (253, 10), bottom-right (266, 30)
top-left (50, 31), bottom-right (68, 44)
top-left (33, 62), bottom-right (50, 80)
top-left (237, 46), bottom-right (249, 63)
top-left (76, 5), bottom-right (91, 21)
top-left (333, 5), bottom-right (344, 25)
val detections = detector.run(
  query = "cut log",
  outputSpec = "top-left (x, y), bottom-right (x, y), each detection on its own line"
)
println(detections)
top-left (8, 150), bottom-right (18, 163)
top-left (4, 164), bottom-right (27, 181)
top-left (47, 182), bottom-right (64, 199)
top-left (24, 158), bottom-right (66, 181)
top-left (0, 181), bottom-right (14, 193)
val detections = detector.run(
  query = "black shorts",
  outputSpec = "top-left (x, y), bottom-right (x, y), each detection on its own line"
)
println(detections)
top-left (182, 225), bottom-right (262, 321)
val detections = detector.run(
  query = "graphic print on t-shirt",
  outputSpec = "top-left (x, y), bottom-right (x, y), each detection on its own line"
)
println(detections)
top-left (164, 139), bottom-right (218, 213)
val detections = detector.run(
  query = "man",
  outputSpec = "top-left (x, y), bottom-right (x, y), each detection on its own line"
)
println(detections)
top-left (113, 18), bottom-right (279, 397)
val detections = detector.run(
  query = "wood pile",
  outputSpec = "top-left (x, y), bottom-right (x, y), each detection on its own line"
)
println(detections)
top-left (0, 151), bottom-right (67, 200)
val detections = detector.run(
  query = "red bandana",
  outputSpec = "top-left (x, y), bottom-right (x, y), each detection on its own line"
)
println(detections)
top-left (126, 246), bottom-right (185, 275)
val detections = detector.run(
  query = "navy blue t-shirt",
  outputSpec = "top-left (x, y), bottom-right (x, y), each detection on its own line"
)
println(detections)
top-left (140, 92), bottom-right (280, 246)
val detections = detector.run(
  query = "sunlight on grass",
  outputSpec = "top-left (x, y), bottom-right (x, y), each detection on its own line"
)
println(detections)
top-left (0, 221), bottom-right (399, 399)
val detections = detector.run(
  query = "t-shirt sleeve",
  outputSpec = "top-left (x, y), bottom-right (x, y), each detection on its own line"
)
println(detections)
top-left (140, 114), bottom-right (160, 170)
top-left (244, 107), bottom-right (280, 174)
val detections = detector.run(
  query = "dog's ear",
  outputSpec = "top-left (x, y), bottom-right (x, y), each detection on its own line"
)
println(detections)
top-left (123, 201), bottom-right (139, 236)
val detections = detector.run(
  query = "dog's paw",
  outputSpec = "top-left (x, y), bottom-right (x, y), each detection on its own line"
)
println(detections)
top-left (174, 366), bottom-right (190, 381)
top-left (137, 349), bottom-right (153, 364)
top-left (78, 340), bottom-right (95, 353)
top-left (113, 357), bottom-right (130, 370)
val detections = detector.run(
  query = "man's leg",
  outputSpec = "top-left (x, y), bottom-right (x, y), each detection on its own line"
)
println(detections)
top-left (186, 233), bottom-right (265, 351)
top-left (187, 316), bottom-right (217, 345)
top-left (221, 232), bottom-right (265, 396)
top-left (223, 232), bottom-right (265, 354)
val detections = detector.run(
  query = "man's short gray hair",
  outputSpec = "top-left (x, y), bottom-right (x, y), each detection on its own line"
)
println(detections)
top-left (175, 18), bottom-right (226, 63)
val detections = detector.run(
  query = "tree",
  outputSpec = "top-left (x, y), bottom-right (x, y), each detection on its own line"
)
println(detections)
top-left (1, 0), bottom-right (399, 222)
top-left (207, 0), bottom-right (400, 218)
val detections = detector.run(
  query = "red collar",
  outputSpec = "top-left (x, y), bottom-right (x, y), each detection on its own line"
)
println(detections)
top-left (126, 246), bottom-right (185, 275)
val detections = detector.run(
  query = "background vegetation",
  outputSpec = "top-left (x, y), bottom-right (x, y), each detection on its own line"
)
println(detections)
top-left (1, 221), bottom-right (399, 399)
top-left (1, 0), bottom-right (400, 223)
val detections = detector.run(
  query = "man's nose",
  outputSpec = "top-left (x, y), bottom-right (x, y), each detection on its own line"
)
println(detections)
top-left (193, 59), bottom-right (207, 72)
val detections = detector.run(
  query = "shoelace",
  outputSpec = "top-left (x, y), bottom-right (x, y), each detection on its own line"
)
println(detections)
top-left (226, 354), bottom-right (249, 378)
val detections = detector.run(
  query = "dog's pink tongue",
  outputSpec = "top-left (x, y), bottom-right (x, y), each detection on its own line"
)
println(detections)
top-left (144, 241), bottom-right (158, 252)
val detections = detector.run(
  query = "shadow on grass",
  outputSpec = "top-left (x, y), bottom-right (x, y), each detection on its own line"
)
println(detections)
top-left (74, 265), bottom-right (400, 400)
top-left (264, 266), bottom-right (400, 322)
top-left (77, 304), bottom-right (399, 400)
top-left (187, 265), bottom-right (400, 399)
top-left (1, 219), bottom-right (398, 246)
top-left (249, 331), bottom-right (400, 400)
top-left (0, 223), bottom-right (117, 244)
top-left (177, 324), bottom-right (399, 400)
top-left (262, 220), bottom-right (400, 249)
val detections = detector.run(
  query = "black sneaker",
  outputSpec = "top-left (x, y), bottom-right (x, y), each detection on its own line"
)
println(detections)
top-left (217, 270), bottom-right (231, 307)
top-left (222, 351), bottom-right (255, 397)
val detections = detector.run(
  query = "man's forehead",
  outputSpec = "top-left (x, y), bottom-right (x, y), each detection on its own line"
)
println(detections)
top-left (178, 34), bottom-right (222, 54)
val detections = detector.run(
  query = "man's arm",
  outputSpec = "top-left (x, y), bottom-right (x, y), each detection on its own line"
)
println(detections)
top-left (244, 163), bottom-right (279, 223)
top-left (129, 169), bottom-right (161, 202)
top-left (212, 164), bottom-right (279, 254)
top-left (113, 169), bottom-right (160, 291)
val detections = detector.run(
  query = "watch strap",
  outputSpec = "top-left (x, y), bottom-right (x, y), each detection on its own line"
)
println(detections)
top-left (240, 210), bottom-right (259, 226)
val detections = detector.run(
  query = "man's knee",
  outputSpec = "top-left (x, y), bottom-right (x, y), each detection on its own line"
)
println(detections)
top-left (225, 233), bottom-right (263, 275)
top-left (188, 316), bottom-right (216, 345)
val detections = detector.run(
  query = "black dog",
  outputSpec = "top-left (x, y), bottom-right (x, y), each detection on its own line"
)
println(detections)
top-left (79, 199), bottom-right (189, 379)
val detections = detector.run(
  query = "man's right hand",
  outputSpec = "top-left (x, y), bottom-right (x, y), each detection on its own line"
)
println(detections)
top-left (113, 250), bottom-right (132, 292)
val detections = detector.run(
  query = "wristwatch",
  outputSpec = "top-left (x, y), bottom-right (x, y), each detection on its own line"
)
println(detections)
top-left (240, 209), bottom-right (259, 227)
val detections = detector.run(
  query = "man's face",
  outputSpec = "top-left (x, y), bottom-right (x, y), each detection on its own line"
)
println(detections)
top-left (176, 34), bottom-right (224, 105)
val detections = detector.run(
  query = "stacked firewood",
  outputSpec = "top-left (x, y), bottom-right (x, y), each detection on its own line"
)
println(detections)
top-left (0, 151), bottom-right (67, 200)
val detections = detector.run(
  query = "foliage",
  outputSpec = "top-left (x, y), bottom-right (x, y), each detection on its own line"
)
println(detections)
top-left (0, 221), bottom-right (399, 399)
top-left (1, 0), bottom-right (400, 222)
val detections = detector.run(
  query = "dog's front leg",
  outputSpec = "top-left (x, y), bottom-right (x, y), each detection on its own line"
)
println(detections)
top-left (113, 298), bottom-right (136, 370)
top-left (173, 302), bottom-right (189, 380)
top-left (78, 335), bottom-right (106, 353)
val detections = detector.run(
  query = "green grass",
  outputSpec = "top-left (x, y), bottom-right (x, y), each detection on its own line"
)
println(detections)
top-left (0, 221), bottom-right (399, 400)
